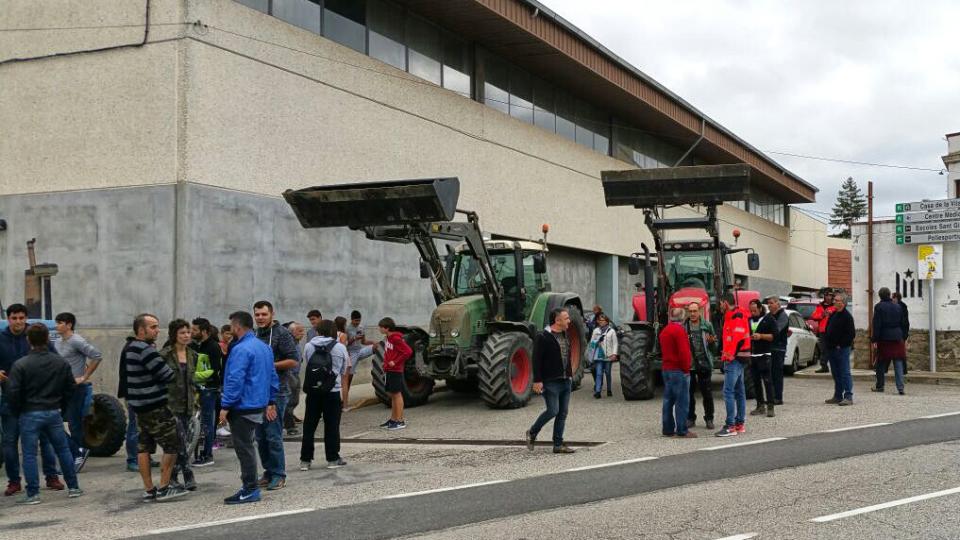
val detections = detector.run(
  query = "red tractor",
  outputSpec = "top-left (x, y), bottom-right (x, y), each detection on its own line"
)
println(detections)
top-left (602, 165), bottom-right (761, 400)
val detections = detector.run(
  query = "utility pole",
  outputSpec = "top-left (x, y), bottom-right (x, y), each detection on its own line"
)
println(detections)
top-left (867, 181), bottom-right (874, 367)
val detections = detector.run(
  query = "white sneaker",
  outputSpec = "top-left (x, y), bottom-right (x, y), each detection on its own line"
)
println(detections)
top-left (216, 426), bottom-right (232, 437)
top-left (299, 461), bottom-right (311, 471)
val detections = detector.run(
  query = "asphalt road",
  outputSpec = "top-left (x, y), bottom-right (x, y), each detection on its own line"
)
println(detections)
top-left (145, 412), bottom-right (960, 540)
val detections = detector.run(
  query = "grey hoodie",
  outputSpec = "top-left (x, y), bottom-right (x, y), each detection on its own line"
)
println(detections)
top-left (303, 336), bottom-right (349, 393)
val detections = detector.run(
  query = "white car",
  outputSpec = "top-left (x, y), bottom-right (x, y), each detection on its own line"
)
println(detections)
top-left (784, 309), bottom-right (818, 374)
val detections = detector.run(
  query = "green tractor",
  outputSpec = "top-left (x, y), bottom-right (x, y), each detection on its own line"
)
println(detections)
top-left (283, 177), bottom-right (587, 409)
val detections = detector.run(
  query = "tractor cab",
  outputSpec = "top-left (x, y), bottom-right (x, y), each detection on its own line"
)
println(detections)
top-left (660, 240), bottom-right (736, 313)
top-left (451, 240), bottom-right (550, 321)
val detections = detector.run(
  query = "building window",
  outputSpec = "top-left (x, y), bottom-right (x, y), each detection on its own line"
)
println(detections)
top-left (235, 0), bottom-right (269, 13)
top-left (746, 193), bottom-right (786, 226)
top-left (533, 78), bottom-right (556, 132)
top-left (482, 51), bottom-right (510, 115)
top-left (612, 124), bottom-right (685, 168)
top-left (509, 65), bottom-right (533, 124)
top-left (323, 0), bottom-right (366, 53)
top-left (367, 0), bottom-right (405, 70)
top-left (441, 32), bottom-right (472, 98)
top-left (272, 0), bottom-right (321, 34)
top-left (406, 14), bottom-right (442, 86)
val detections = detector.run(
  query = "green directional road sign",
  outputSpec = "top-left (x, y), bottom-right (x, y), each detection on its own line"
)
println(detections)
top-left (896, 231), bottom-right (960, 244)
top-left (896, 214), bottom-right (904, 223)
top-left (897, 236), bottom-right (904, 245)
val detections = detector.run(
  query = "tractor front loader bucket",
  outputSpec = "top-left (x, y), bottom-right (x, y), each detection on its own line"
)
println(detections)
top-left (601, 164), bottom-right (751, 208)
top-left (283, 177), bottom-right (460, 229)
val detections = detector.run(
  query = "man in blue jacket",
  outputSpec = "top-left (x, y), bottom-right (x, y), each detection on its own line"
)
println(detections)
top-left (218, 311), bottom-right (279, 505)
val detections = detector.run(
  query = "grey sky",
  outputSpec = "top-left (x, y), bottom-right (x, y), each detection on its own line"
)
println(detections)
top-left (544, 0), bottom-right (959, 220)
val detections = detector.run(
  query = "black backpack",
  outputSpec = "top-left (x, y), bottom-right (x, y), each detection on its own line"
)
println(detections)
top-left (303, 341), bottom-right (338, 395)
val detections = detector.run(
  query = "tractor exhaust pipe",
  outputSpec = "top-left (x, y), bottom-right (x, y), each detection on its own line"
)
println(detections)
top-left (641, 243), bottom-right (654, 323)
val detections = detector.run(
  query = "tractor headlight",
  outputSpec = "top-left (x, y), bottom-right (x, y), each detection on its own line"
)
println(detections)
top-left (450, 329), bottom-right (460, 337)
top-left (429, 330), bottom-right (438, 338)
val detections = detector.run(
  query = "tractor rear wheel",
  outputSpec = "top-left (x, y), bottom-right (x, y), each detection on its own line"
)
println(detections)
top-left (371, 334), bottom-right (435, 407)
top-left (619, 328), bottom-right (655, 400)
top-left (565, 305), bottom-right (587, 390)
top-left (478, 331), bottom-right (534, 409)
top-left (84, 393), bottom-right (127, 457)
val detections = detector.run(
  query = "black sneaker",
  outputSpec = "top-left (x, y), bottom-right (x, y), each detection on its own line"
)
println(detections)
top-left (898, 390), bottom-right (905, 395)
top-left (379, 419), bottom-right (392, 429)
top-left (871, 387), bottom-right (884, 393)
top-left (326, 458), bottom-right (347, 469)
top-left (838, 399), bottom-right (853, 406)
top-left (192, 456), bottom-right (214, 468)
top-left (156, 484), bottom-right (189, 502)
top-left (814, 367), bottom-right (829, 374)
top-left (607, 390), bottom-right (612, 397)
top-left (525, 430), bottom-right (536, 451)
top-left (182, 472), bottom-right (197, 492)
top-left (141, 487), bottom-right (158, 502)
top-left (705, 420), bottom-right (715, 430)
top-left (715, 426), bottom-right (738, 437)
top-left (553, 445), bottom-right (576, 454)
top-left (593, 392), bottom-right (601, 399)
top-left (387, 421), bottom-right (407, 431)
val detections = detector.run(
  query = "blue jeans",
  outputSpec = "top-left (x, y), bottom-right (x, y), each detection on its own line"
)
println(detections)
top-left (894, 359), bottom-right (906, 392)
top-left (1, 400), bottom-right (59, 483)
top-left (529, 379), bottom-right (572, 447)
top-left (661, 370), bottom-right (690, 435)
top-left (65, 383), bottom-right (93, 459)
top-left (199, 388), bottom-right (218, 459)
top-left (828, 346), bottom-right (853, 400)
top-left (20, 410), bottom-right (78, 496)
top-left (722, 360), bottom-right (747, 427)
top-left (125, 402), bottom-right (139, 466)
top-left (256, 394), bottom-right (287, 480)
top-left (593, 360), bottom-right (612, 394)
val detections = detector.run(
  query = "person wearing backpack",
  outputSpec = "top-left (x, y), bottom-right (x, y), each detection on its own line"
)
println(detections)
top-left (298, 319), bottom-right (348, 470)
top-left (587, 313), bottom-right (618, 399)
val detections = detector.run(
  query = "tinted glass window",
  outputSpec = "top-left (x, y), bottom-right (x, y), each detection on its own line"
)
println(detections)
top-left (555, 92), bottom-right (576, 142)
top-left (406, 15), bottom-right (441, 85)
top-left (272, 0), bottom-right (321, 33)
top-left (442, 32), bottom-right (471, 97)
top-left (368, 0), bottom-right (405, 70)
top-left (509, 65), bottom-right (533, 124)
top-left (483, 52), bottom-right (510, 114)
top-left (323, 0), bottom-right (366, 53)
top-left (235, 0), bottom-right (269, 13)
top-left (533, 78), bottom-right (556, 132)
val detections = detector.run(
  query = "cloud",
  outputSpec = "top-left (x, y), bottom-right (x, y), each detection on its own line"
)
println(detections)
top-left (544, 0), bottom-right (958, 217)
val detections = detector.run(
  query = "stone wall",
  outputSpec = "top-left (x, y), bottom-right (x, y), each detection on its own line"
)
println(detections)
top-left (853, 329), bottom-right (960, 371)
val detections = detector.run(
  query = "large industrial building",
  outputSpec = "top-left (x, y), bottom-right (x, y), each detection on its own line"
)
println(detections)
top-left (1, 0), bottom-right (847, 383)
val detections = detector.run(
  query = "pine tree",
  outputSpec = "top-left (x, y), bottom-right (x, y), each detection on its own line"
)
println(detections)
top-left (830, 177), bottom-right (867, 238)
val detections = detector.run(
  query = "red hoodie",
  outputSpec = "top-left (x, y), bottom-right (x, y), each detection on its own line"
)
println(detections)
top-left (383, 332), bottom-right (412, 373)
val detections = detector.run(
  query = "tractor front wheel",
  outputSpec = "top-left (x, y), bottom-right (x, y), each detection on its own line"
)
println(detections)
top-left (565, 305), bottom-right (587, 390)
top-left (371, 334), bottom-right (435, 407)
top-left (619, 329), bottom-right (655, 400)
top-left (478, 331), bottom-right (534, 409)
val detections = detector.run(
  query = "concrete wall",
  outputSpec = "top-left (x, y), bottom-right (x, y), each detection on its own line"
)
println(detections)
top-left (851, 220), bottom-right (960, 330)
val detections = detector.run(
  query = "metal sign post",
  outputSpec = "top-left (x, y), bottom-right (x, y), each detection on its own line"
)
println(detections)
top-left (929, 279), bottom-right (936, 372)
top-left (917, 244), bottom-right (942, 372)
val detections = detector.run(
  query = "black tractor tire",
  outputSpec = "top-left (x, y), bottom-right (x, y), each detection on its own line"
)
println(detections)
top-left (619, 329), bottom-right (655, 400)
top-left (478, 331), bottom-right (535, 409)
top-left (84, 393), bottom-right (127, 457)
top-left (445, 377), bottom-right (479, 393)
top-left (371, 333), bottom-right (435, 408)
top-left (565, 305), bottom-right (587, 390)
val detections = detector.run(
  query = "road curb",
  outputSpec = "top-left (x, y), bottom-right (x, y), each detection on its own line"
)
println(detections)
top-left (794, 368), bottom-right (960, 386)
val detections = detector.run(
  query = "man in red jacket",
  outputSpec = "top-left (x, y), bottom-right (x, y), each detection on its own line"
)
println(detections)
top-left (716, 293), bottom-right (751, 437)
top-left (659, 308), bottom-right (696, 438)
top-left (811, 291), bottom-right (835, 373)
top-left (376, 318), bottom-right (412, 431)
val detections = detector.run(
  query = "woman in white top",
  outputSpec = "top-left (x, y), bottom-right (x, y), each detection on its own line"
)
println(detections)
top-left (589, 313), bottom-right (619, 399)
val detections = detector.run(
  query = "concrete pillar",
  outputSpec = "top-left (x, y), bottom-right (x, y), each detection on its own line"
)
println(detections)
top-left (595, 255), bottom-right (619, 323)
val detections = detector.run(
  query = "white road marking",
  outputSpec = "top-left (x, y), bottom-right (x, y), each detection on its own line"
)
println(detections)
top-left (811, 486), bottom-right (960, 523)
top-left (565, 457), bottom-right (658, 472)
top-left (699, 437), bottom-right (786, 451)
top-left (146, 508), bottom-right (315, 535)
top-left (822, 422), bottom-right (891, 433)
top-left (714, 534), bottom-right (758, 540)
top-left (383, 480), bottom-right (509, 499)
top-left (921, 411), bottom-right (960, 419)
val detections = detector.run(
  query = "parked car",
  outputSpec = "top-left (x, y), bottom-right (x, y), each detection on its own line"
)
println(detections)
top-left (784, 309), bottom-right (819, 374)
top-left (787, 298), bottom-right (820, 334)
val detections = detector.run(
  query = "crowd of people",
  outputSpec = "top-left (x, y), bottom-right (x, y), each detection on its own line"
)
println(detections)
top-left (524, 288), bottom-right (904, 449)
top-left (0, 286), bottom-right (914, 506)
top-left (0, 301), bottom-right (407, 506)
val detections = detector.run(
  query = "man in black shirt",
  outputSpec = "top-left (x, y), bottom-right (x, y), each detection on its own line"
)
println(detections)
top-left (190, 318), bottom-right (222, 467)
top-left (748, 299), bottom-right (777, 418)
top-left (766, 297), bottom-right (790, 405)
top-left (525, 308), bottom-right (576, 454)
top-left (824, 294), bottom-right (856, 406)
